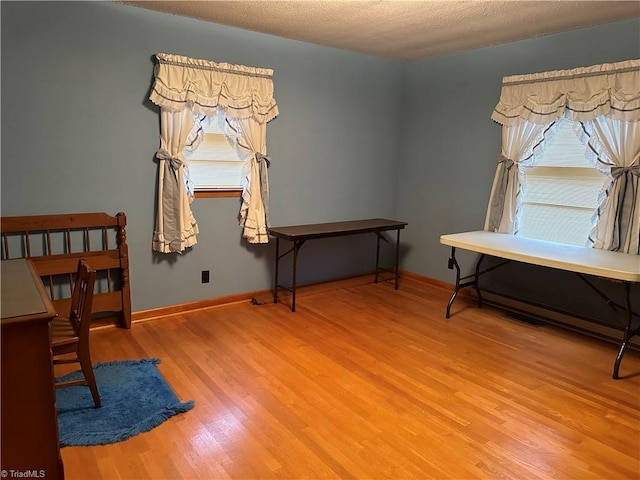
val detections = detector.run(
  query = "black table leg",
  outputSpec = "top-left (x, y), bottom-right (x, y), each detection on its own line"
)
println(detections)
top-left (474, 254), bottom-right (485, 308)
top-left (290, 240), bottom-right (306, 312)
top-left (613, 282), bottom-right (633, 380)
top-left (375, 233), bottom-right (381, 284)
top-left (373, 229), bottom-right (401, 288)
top-left (446, 247), bottom-right (460, 318)
top-left (292, 241), bottom-right (298, 312)
top-left (273, 237), bottom-right (280, 304)
top-left (395, 229), bottom-right (401, 290)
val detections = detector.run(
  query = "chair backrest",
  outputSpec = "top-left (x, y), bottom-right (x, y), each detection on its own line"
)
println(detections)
top-left (69, 260), bottom-right (96, 337)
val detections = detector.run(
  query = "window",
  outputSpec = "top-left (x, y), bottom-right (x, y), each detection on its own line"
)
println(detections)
top-left (519, 117), bottom-right (607, 247)
top-left (183, 113), bottom-right (248, 197)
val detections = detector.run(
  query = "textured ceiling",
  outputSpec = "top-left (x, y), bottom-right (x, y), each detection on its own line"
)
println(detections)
top-left (119, 1), bottom-right (640, 61)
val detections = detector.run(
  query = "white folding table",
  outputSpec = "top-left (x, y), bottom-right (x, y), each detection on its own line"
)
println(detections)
top-left (440, 231), bottom-right (640, 379)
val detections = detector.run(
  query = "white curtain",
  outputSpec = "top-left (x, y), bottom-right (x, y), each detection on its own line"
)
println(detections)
top-left (225, 117), bottom-right (271, 243)
top-left (487, 59), bottom-right (640, 253)
top-left (491, 60), bottom-right (640, 126)
top-left (153, 108), bottom-right (199, 253)
top-left (484, 122), bottom-right (549, 233)
top-left (576, 117), bottom-right (640, 254)
top-left (149, 53), bottom-right (279, 251)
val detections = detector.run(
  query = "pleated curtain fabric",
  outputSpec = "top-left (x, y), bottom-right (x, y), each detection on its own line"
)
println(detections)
top-left (486, 59), bottom-right (640, 254)
top-left (149, 53), bottom-right (279, 251)
top-left (577, 116), bottom-right (640, 253)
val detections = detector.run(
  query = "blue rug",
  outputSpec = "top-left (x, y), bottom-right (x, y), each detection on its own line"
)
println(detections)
top-left (55, 358), bottom-right (194, 447)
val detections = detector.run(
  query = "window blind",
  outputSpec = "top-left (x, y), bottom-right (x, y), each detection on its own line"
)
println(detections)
top-left (519, 118), bottom-right (607, 246)
top-left (183, 115), bottom-right (248, 190)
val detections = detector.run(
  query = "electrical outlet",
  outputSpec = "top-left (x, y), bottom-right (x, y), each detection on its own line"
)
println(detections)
top-left (201, 270), bottom-right (210, 283)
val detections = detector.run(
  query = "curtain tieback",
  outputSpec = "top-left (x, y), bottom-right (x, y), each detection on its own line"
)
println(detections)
top-left (497, 154), bottom-right (514, 169)
top-left (255, 152), bottom-right (271, 168)
top-left (611, 165), bottom-right (640, 179)
top-left (156, 149), bottom-right (184, 170)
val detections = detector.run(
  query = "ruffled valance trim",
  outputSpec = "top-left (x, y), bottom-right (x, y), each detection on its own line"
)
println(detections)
top-left (512, 122), bottom-right (557, 234)
top-left (518, 121), bottom-right (556, 167)
top-left (492, 59), bottom-right (640, 126)
top-left (573, 121), bottom-right (615, 174)
top-left (150, 53), bottom-right (279, 124)
top-left (152, 215), bottom-right (199, 254)
top-left (240, 215), bottom-right (270, 244)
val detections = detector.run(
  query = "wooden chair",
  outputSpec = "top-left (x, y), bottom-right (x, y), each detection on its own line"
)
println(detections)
top-left (51, 260), bottom-right (101, 408)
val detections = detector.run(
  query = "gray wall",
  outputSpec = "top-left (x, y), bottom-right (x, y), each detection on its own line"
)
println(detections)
top-left (1, 1), bottom-right (403, 311)
top-left (2, 1), bottom-right (638, 319)
top-left (398, 19), bottom-right (640, 321)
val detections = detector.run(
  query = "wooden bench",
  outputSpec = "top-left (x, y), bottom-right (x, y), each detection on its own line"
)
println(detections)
top-left (440, 231), bottom-right (640, 379)
top-left (1, 212), bottom-right (132, 329)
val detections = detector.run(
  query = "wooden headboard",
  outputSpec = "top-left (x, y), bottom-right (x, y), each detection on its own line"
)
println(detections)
top-left (1, 212), bottom-right (132, 329)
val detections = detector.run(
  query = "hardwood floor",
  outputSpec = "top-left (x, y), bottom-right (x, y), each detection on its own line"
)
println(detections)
top-left (60, 277), bottom-right (640, 479)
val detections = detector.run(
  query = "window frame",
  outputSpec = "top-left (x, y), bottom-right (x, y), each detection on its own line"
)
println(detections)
top-left (518, 117), bottom-right (607, 247)
top-left (194, 190), bottom-right (242, 199)
top-left (184, 113), bottom-right (247, 198)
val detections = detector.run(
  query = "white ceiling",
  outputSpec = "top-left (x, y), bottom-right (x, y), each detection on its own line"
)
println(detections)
top-left (119, 1), bottom-right (640, 61)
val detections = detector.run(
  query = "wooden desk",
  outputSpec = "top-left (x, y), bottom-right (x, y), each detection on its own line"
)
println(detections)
top-left (440, 231), bottom-right (640, 379)
top-left (269, 219), bottom-right (408, 312)
top-left (1, 259), bottom-right (64, 479)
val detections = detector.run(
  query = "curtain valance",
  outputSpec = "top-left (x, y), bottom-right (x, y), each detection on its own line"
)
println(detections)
top-left (150, 53), bottom-right (279, 124)
top-left (491, 59), bottom-right (640, 126)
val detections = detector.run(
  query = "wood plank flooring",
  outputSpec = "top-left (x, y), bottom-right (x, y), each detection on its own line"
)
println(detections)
top-left (60, 277), bottom-right (640, 479)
